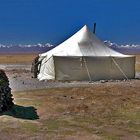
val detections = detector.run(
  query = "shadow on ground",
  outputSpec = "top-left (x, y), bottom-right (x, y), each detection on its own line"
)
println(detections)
top-left (2, 104), bottom-right (39, 120)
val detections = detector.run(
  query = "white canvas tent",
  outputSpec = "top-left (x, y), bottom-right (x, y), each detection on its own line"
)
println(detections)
top-left (38, 25), bottom-right (135, 81)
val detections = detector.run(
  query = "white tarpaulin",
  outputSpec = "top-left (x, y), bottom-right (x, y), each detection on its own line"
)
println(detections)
top-left (38, 25), bottom-right (135, 81)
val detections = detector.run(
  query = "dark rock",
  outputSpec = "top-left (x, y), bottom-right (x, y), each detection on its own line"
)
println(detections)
top-left (0, 70), bottom-right (14, 113)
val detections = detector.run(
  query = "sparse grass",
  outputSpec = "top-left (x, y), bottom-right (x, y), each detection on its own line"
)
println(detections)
top-left (44, 119), bottom-right (70, 131)
top-left (20, 122), bottom-right (40, 133)
top-left (0, 84), bottom-right (139, 139)
top-left (0, 54), bottom-right (37, 64)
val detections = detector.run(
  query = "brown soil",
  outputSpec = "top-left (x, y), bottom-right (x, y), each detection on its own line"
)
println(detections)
top-left (0, 54), bottom-right (139, 140)
top-left (0, 80), bottom-right (139, 140)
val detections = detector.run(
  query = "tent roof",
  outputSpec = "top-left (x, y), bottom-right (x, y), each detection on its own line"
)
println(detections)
top-left (40, 25), bottom-right (132, 58)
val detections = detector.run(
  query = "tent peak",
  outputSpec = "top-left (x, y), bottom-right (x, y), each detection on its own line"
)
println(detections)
top-left (81, 25), bottom-right (89, 31)
top-left (82, 25), bottom-right (92, 33)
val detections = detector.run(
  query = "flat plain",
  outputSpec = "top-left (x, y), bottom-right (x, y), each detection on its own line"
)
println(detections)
top-left (0, 54), bottom-right (139, 140)
top-left (0, 54), bottom-right (37, 64)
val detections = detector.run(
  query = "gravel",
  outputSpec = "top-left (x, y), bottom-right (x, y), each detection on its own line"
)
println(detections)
top-left (1, 64), bottom-right (139, 92)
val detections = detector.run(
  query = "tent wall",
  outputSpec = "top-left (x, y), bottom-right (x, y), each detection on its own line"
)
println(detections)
top-left (54, 56), bottom-right (135, 81)
top-left (38, 56), bottom-right (55, 80)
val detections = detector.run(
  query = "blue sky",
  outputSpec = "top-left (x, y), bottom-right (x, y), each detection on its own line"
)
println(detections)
top-left (0, 0), bottom-right (140, 45)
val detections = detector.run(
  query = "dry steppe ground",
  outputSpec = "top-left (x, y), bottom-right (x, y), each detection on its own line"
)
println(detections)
top-left (0, 54), bottom-right (139, 140)
top-left (0, 54), bottom-right (37, 64)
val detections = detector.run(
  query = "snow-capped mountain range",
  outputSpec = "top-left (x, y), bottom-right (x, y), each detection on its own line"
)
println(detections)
top-left (104, 41), bottom-right (140, 55)
top-left (104, 40), bottom-right (140, 49)
top-left (0, 43), bottom-right (54, 54)
top-left (0, 41), bottom-right (139, 54)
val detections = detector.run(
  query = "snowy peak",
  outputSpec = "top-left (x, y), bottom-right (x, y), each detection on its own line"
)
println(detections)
top-left (104, 40), bottom-right (140, 48)
top-left (104, 40), bottom-right (119, 48)
top-left (0, 43), bottom-right (53, 48)
top-left (104, 40), bottom-right (140, 54)
top-left (0, 43), bottom-right (54, 54)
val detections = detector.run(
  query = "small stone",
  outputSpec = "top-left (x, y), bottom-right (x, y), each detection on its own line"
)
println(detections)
top-left (100, 80), bottom-right (108, 83)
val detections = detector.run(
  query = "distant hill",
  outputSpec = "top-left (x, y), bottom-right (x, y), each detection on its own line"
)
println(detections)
top-left (0, 43), bottom-right (54, 54)
top-left (104, 41), bottom-right (140, 55)
top-left (0, 41), bottom-right (140, 55)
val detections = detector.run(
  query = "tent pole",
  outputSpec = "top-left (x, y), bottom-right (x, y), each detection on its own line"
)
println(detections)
top-left (93, 23), bottom-right (96, 34)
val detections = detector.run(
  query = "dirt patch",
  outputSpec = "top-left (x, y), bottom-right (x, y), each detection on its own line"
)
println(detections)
top-left (0, 83), bottom-right (139, 140)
